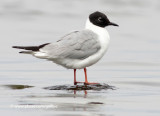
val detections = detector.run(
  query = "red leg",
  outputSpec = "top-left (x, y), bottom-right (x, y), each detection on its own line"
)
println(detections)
top-left (74, 69), bottom-right (77, 85)
top-left (84, 68), bottom-right (89, 83)
top-left (74, 69), bottom-right (83, 85)
top-left (84, 68), bottom-right (99, 85)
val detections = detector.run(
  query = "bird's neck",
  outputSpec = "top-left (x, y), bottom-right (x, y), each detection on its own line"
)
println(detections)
top-left (85, 18), bottom-right (110, 49)
top-left (85, 18), bottom-right (110, 39)
top-left (85, 19), bottom-right (109, 37)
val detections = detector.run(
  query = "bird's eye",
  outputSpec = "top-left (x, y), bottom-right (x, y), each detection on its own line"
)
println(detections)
top-left (98, 17), bottom-right (103, 22)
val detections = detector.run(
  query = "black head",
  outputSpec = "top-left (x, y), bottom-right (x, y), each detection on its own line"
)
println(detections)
top-left (89, 11), bottom-right (119, 28)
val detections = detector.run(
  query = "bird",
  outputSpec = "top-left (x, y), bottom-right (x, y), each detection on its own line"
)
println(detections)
top-left (12, 11), bottom-right (118, 85)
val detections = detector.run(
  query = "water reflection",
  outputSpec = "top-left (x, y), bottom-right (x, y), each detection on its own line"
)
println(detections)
top-left (14, 87), bottom-right (110, 115)
top-left (6, 84), bottom-right (111, 113)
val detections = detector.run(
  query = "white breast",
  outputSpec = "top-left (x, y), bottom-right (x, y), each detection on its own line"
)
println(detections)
top-left (70, 19), bottom-right (110, 69)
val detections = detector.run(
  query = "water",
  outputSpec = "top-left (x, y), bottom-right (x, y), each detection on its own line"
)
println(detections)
top-left (0, 0), bottom-right (160, 116)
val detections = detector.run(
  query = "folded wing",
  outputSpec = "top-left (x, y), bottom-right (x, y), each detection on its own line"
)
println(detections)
top-left (39, 30), bottom-right (101, 60)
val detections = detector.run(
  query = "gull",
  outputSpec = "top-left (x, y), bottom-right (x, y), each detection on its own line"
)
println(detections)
top-left (13, 11), bottom-right (118, 85)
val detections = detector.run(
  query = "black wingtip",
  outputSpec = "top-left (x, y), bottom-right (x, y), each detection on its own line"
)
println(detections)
top-left (12, 46), bottom-right (18, 48)
top-left (12, 46), bottom-right (24, 49)
top-left (12, 43), bottom-right (50, 51)
top-left (19, 51), bottom-right (23, 53)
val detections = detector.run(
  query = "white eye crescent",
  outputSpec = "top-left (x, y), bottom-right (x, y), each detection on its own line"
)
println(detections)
top-left (98, 17), bottom-right (103, 21)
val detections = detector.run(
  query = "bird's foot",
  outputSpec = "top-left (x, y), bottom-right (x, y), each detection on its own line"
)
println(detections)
top-left (84, 82), bottom-right (100, 85)
top-left (74, 81), bottom-right (84, 85)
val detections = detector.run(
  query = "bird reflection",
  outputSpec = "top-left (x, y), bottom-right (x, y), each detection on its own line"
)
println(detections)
top-left (73, 89), bottom-right (87, 98)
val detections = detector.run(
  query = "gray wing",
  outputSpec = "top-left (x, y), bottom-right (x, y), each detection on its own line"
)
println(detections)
top-left (40, 30), bottom-right (101, 60)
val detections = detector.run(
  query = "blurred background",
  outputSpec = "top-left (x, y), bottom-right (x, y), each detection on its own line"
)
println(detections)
top-left (0, 0), bottom-right (160, 64)
top-left (0, 0), bottom-right (160, 116)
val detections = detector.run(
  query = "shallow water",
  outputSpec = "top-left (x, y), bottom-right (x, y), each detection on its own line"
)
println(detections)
top-left (0, 0), bottom-right (160, 116)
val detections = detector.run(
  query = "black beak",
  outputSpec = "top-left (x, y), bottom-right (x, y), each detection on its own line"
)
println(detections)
top-left (108, 22), bottom-right (119, 27)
